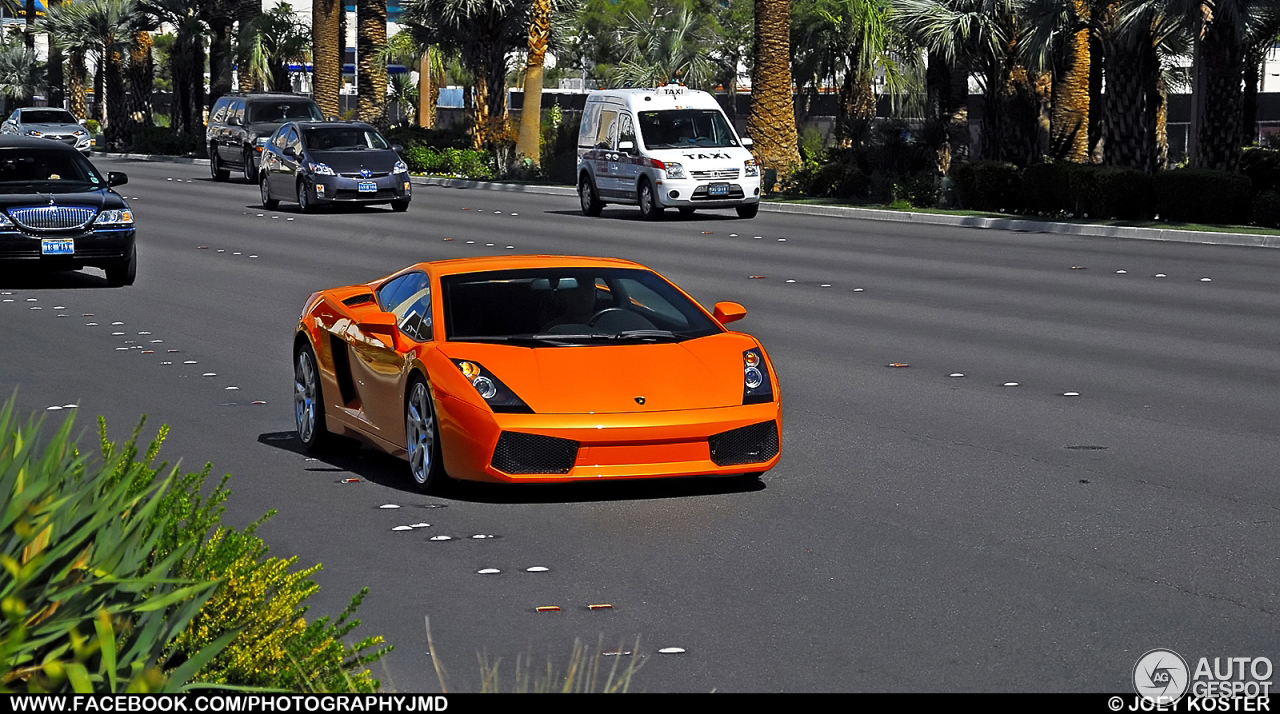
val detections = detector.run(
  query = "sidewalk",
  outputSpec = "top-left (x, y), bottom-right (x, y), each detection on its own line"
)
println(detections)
top-left (102, 152), bottom-right (1280, 250)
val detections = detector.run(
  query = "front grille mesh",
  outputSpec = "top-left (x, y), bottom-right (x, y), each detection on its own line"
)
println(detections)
top-left (690, 168), bottom-right (741, 180)
top-left (8, 206), bottom-right (96, 231)
top-left (491, 431), bottom-right (579, 474)
top-left (708, 421), bottom-right (779, 466)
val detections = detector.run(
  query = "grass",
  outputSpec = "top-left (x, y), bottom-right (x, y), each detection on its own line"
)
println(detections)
top-left (762, 195), bottom-right (1280, 236)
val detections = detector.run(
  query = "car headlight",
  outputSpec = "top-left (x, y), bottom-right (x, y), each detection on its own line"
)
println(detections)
top-left (742, 348), bottom-right (774, 404)
top-left (452, 360), bottom-right (532, 413)
top-left (74, 129), bottom-right (88, 137)
top-left (94, 209), bottom-right (134, 227)
top-left (0, 213), bottom-right (15, 231)
top-left (664, 161), bottom-right (687, 180)
top-left (744, 159), bottom-right (760, 177)
top-left (309, 163), bottom-right (335, 176)
top-left (25, 129), bottom-right (41, 137)
top-left (394, 160), bottom-right (408, 174)
top-left (255, 136), bottom-right (268, 146)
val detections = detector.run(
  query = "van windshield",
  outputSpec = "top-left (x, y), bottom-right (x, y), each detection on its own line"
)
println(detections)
top-left (638, 110), bottom-right (739, 149)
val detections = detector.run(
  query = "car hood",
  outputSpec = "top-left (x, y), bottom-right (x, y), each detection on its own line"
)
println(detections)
top-left (24, 123), bottom-right (85, 134)
top-left (309, 149), bottom-right (401, 173)
top-left (246, 121), bottom-right (284, 138)
top-left (437, 332), bottom-right (760, 414)
top-left (644, 146), bottom-right (754, 172)
top-left (0, 187), bottom-right (125, 209)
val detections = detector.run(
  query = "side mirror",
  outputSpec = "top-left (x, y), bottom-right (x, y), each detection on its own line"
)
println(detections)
top-left (282, 146), bottom-right (297, 159)
top-left (618, 140), bottom-right (635, 152)
top-left (712, 301), bottom-right (747, 326)
top-left (78, 118), bottom-right (87, 126)
top-left (227, 116), bottom-right (241, 127)
top-left (391, 144), bottom-right (404, 153)
top-left (355, 312), bottom-right (399, 347)
top-left (107, 171), bottom-right (128, 187)
top-left (740, 137), bottom-right (753, 147)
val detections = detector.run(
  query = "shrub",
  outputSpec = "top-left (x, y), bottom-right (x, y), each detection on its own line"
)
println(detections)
top-left (1153, 168), bottom-right (1253, 224)
top-left (384, 125), bottom-right (470, 151)
top-left (402, 146), bottom-right (495, 180)
top-left (1240, 148), bottom-right (1280, 192)
top-left (0, 399), bottom-right (229, 693)
top-left (1251, 190), bottom-right (1280, 228)
top-left (901, 172), bottom-right (939, 209)
top-left (1021, 162), bottom-right (1071, 215)
top-left (128, 126), bottom-right (204, 157)
top-left (85, 119), bottom-right (99, 134)
top-left (952, 161), bottom-right (1020, 212)
top-left (1082, 166), bottom-right (1153, 220)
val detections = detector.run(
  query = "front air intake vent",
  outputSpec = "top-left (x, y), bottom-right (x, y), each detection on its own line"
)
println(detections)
top-left (342, 293), bottom-right (375, 307)
top-left (491, 432), bottom-right (579, 474)
top-left (708, 421), bottom-right (779, 466)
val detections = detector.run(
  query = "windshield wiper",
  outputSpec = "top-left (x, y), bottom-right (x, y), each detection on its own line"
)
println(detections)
top-left (609, 329), bottom-right (682, 342)
top-left (450, 334), bottom-right (585, 347)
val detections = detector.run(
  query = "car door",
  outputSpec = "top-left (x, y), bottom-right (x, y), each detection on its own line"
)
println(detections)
top-left (348, 271), bottom-right (434, 442)
top-left (261, 125), bottom-right (285, 192)
top-left (616, 112), bottom-right (641, 201)
top-left (220, 100), bottom-right (245, 163)
top-left (592, 106), bottom-right (620, 198)
top-left (277, 127), bottom-right (303, 193)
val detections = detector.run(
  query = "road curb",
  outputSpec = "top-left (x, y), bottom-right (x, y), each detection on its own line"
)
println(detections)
top-left (101, 153), bottom-right (1280, 249)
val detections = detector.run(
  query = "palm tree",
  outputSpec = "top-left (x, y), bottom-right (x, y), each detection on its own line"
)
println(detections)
top-left (141, 0), bottom-right (206, 136)
top-left (1104, 0), bottom-right (1187, 173)
top-left (375, 30), bottom-right (445, 126)
top-left (237, 0), bottom-right (263, 91)
top-left (126, 29), bottom-right (156, 128)
top-left (241, 2), bottom-right (312, 91)
top-left (613, 6), bottom-right (719, 88)
top-left (0, 39), bottom-right (42, 105)
top-left (1242, 1), bottom-right (1280, 144)
top-left (313, 0), bottom-right (342, 117)
top-left (515, 0), bottom-right (552, 164)
top-left (357, 0), bottom-right (388, 124)
top-left (1021, 0), bottom-right (1092, 162)
top-left (203, 0), bottom-right (237, 105)
top-left (747, 0), bottom-right (802, 180)
top-left (399, 0), bottom-right (531, 147)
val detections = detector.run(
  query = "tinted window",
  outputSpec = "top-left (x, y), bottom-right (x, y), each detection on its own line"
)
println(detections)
top-left (442, 268), bottom-right (720, 343)
top-left (639, 109), bottom-right (738, 149)
top-left (0, 148), bottom-right (104, 192)
top-left (247, 100), bottom-right (323, 124)
top-left (303, 127), bottom-right (389, 151)
top-left (285, 128), bottom-right (301, 154)
top-left (230, 100), bottom-right (246, 125)
top-left (210, 98), bottom-right (231, 123)
top-left (21, 110), bottom-right (77, 124)
top-left (377, 272), bottom-right (433, 342)
top-left (595, 109), bottom-right (617, 150)
top-left (271, 124), bottom-right (288, 148)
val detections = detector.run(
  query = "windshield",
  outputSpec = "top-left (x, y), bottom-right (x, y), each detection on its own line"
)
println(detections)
top-left (638, 109), bottom-right (739, 149)
top-left (442, 268), bottom-right (721, 344)
top-left (0, 148), bottom-right (104, 192)
top-left (21, 110), bottom-right (78, 125)
top-left (304, 127), bottom-right (390, 151)
top-left (247, 101), bottom-right (322, 124)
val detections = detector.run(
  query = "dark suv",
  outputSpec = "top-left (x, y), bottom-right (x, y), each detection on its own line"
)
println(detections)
top-left (207, 93), bottom-right (323, 182)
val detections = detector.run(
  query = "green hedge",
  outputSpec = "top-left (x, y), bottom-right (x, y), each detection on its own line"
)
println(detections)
top-left (1241, 148), bottom-right (1280, 192)
top-left (1252, 190), bottom-right (1280, 228)
top-left (953, 161), bottom-right (1020, 212)
top-left (1023, 163), bottom-right (1152, 220)
top-left (1152, 168), bottom-right (1253, 224)
top-left (402, 146), bottom-right (495, 180)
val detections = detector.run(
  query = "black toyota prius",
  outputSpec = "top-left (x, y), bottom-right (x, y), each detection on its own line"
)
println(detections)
top-left (258, 120), bottom-right (411, 213)
top-left (0, 136), bottom-right (135, 286)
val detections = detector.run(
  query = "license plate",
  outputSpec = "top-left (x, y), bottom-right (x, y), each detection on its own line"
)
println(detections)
top-left (357, 181), bottom-right (377, 193)
top-left (41, 239), bottom-right (74, 255)
top-left (708, 182), bottom-right (730, 196)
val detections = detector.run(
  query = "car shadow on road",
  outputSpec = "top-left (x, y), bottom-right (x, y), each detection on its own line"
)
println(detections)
top-left (258, 430), bottom-right (766, 503)
top-left (0, 269), bottom-right (110, 289)
top-left (543, 209), bottom-right (744, 223)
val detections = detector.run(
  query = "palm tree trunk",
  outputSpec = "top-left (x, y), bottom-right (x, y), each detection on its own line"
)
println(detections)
top-left (128, 32), bottom-right (154, 129)
top-left (23, 0), bottom-right (34, 49)
top-left (313, 0), bottom-right (342, 117)
top-left (1104, 23), bottom-right (1152, 172)
top-left (417, 51), bottom-right (433, 128)
top-left (1051, 2), bottom-right (1090, 163)
top-left (471, 68), bottom-right (491, 149)
top-left (746, 0), bottom-right (801, 181)
top-left (1243, 52), bottom-right (1261, 146)
top-left (239, 0), bottom-right (264, 92)
top-left (1192, 9), bottom-right (1244, 172)
top-left (68, 51), bottom-right (87, 120)
top-left (104, 46), bottom-right (129, 149)
top-left (49, 41), bottom-right (65, 111)
top-left (515, 0), bottom-right (551, 166)
top-left (356, 0), bottom-right (388, 125)
top-left (208, 19), bottom-right (235, 106)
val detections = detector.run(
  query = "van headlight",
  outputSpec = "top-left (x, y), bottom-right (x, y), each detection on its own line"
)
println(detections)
top-left (744, 159), bottom-right (760, 177)
top-left (664, 162), bottom-right (687, 180)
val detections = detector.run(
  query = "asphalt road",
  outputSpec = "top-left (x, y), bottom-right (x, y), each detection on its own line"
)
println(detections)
top-left (2, 157), bottom-right (1278, 693)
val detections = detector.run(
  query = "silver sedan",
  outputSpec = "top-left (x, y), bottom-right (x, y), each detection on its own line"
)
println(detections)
top-left (1, 108), bottom-right (92, 155)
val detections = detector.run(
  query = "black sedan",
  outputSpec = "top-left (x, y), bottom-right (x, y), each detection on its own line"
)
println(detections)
top-left (258, 121), bottom-right (411, 213)
top-left (0, 137), bottom-right (135, 286)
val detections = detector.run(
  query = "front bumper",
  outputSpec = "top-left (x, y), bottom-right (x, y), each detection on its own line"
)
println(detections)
top-left (435, 394), bottom-right (782, 483)
top-left (0, 228), bottom-right (135, 268)
top-left (312, 173), bottom-right (411, 204)
top-left (655, 176), bottom-right (762, 209)
top-left (30, 133), bottom-right (92, 155)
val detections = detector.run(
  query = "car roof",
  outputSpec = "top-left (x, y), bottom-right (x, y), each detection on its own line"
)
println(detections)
top-left (585, 84), bottom-right (723, 112)
top-left (293, 120), bottom-right (376, 131)
top-left (0, 135), bottom-right (80, 150)
top-left (397, 255), bottom-right (648, 279)
top-left (233, 93), bottom-right (315, 101)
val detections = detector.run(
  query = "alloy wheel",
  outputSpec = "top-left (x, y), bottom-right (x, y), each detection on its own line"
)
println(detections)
top-left (294, 350), bottom-right (317, 444)
top-left (406, 381), bottom-right (435, 485)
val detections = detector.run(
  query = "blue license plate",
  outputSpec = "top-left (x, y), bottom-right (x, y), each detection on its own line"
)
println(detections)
top-left (708, 182), bottom-right (730, 196)
top-left (357, 181), bottom-right (377, 193)
top-left (41, 239), bottom-right (74, 255)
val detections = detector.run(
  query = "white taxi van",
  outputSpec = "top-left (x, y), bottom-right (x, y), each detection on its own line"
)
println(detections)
top-left (576, 82), bottom-right (761, 220)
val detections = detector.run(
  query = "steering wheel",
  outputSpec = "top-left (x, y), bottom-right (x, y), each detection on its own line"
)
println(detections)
top-left (587, 308), bottom-right (628, 327)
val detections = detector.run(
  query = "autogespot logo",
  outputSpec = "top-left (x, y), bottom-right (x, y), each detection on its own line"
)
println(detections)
top-left (1134, 648), bottom-right (1191, 704)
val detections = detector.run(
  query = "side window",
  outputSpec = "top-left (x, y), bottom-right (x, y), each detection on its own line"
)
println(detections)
top-left (595, 109), bottom-right (618, 150)
top-left (271, 125), bottom-right (288, 148)
top-left (230, 100), bottom-right (245, 125)
top-left (578, 103), bottom-right (600, 148)
top-left (209, 99), bottom-right (228, 124)
top-left (377, 272), bottom-right (432, 342)
top-left (619, 113), bottom-right (636, 151)
top-left (9, 110), bottom-right (20, 122)
top-left (285, 128), bottom-right (301, 154)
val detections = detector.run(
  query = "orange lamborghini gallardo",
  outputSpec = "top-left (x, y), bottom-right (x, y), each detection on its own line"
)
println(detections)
top-left (293, 255), bottom-right (781, 490)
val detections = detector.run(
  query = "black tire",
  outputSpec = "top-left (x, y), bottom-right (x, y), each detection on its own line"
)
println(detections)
top-left (297, 180), bottom-right (313, 214)
top-left (391, 199), bottom-right (410, 212)
top-left (104, 246), bottom-right (136, 287)
top-left (579, 175), bottom-right (604, 216)
top-left (405, 376), bottom-right (446, 492)
top-left (210, 149), bottom-right (229, 182)
top-left (638, 178), bottom-right (664, 221)
top-left (243, 149), bottom-right (257, 182)
top-left (678, 207), bottom-right (696, 217)
top-left (736, 202), bottom-right (760, 219)
top-left (260, 173), bottom-right (279, 209)
top-left (294, 342), bottom-right (333, 454)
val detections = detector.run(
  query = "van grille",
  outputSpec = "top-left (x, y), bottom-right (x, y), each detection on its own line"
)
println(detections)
top-left (690, 168), bottom-right (740, 180)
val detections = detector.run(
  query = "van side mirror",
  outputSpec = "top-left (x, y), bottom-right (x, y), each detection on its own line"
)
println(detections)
top-left (740, 137), bottom-right (753, 147)
top-left (618, 140), bottom-right (635, 152)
